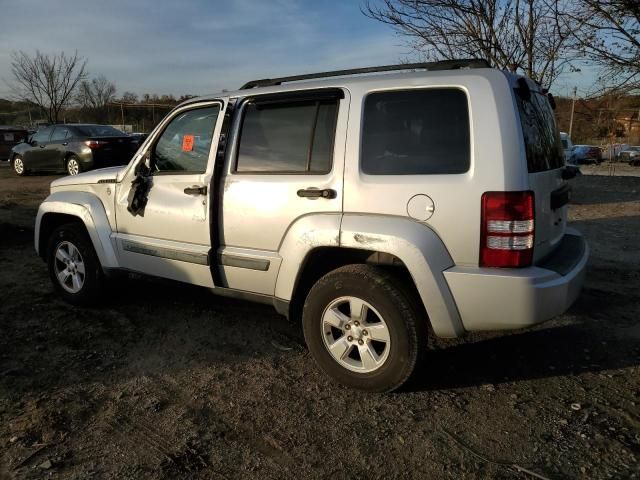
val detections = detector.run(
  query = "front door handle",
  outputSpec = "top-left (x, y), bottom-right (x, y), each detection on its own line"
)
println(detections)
top-left (297, 188), bottom-right (337, 199)
top-left (184, 185), bottom-right (208, 195)
top-left (39, 145), bottom-right (45, 148)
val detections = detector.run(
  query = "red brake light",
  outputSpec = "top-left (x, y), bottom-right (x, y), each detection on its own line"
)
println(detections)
top-left (84, 140), bottom-right (106, 149)
top-left (480, 191), bottom-right (535, 268)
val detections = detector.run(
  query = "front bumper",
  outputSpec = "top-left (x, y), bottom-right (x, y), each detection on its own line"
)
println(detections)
top-left (444, 228), bottom-right (588, 331)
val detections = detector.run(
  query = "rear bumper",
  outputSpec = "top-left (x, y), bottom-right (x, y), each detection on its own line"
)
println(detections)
top-left (444, 228), bottom-right (588, 331)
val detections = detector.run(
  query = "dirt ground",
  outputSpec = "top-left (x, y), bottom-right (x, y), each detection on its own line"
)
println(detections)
top-left (0, 162), bottom-right (639, 479)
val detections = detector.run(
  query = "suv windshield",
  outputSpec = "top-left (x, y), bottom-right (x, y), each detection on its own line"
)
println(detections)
top-left (75, 125), bottom-right (124, 137)
top-left (515, 88), bottom-right (564, 172)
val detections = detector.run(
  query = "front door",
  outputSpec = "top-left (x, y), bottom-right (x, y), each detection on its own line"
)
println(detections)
top-left (114, 101), bottom-right (224, 287)
top-left (25, 126), bottom-right (53, 169)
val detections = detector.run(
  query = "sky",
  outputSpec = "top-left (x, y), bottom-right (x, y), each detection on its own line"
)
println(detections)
top-left (0, 0), bottom-right (595, 100)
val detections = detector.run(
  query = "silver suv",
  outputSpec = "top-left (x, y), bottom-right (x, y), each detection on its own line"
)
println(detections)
top-left (35, 60), bottom-right (588, 392)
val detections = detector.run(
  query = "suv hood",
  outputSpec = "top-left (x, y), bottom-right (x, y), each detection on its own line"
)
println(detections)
top-left (51, 166), bottom-right (125, 188)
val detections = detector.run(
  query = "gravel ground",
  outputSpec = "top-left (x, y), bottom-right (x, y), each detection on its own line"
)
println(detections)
top-left (0, 162), bottom-right (639, 479)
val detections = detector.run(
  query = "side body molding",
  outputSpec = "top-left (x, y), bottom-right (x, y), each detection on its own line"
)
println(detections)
top-left (35, 191), bottom-right (119, 269)
top-left (340, 215), bottom-right (464, 338)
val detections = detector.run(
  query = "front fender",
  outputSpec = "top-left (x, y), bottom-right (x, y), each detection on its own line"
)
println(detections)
top-left (35, 191), bottom-right (119, 269)
top-left (340, 214), bottom-right (464, 338)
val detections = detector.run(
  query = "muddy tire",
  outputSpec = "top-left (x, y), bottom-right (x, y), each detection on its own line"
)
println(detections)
top-left (47, 223), bottom-right (103, 305)
top-left (302, 264), bottom-right (426, 393)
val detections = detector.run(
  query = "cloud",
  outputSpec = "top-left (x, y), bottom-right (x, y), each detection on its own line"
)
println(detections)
top-left (0, 0), bottom-right (405, 98)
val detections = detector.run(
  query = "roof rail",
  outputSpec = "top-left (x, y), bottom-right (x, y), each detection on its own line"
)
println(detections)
top-left (239, 58), bottom-right (490, 90)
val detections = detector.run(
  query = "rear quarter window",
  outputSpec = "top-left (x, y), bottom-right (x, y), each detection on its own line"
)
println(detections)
top-left (515, 89), bottom-right (564, 172)
top-left (361, 88), bottom-right (470, 175)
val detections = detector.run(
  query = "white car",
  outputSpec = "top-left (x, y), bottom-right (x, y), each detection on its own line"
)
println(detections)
top-left (34, 60), bottom-right (588, 392)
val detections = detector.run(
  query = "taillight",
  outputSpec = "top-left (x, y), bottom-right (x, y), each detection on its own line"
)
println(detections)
top-left (84, 140), bottom-right (106, 149)
top-left (480, 191), bottom-right (535, 268)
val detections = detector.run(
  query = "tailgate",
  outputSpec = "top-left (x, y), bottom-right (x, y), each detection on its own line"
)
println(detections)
top-left (514, 78), bottom-right (567, 262)
top-left (529, 169), bottom-right (568, 261)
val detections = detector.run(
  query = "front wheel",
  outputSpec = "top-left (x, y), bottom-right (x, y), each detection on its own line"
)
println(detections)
top-left (302, 265), bottom-right (426, 392)
top-left (12, 155), bottom-right (27, 176)
top-left (47, 223), bottom-right (103, 305)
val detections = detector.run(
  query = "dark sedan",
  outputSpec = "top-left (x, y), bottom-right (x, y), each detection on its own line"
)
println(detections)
top-left (9, 124), bottom-right (138, 176)
top-left (569, 145), bottom-right (603, 165)
top-left (0, 126), bottom-right (29, 161)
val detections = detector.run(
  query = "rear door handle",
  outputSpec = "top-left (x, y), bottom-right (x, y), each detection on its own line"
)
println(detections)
top-left (297, 188), bottom-right (336, 199)
top-left (184, 185), bottom-right (208, 195)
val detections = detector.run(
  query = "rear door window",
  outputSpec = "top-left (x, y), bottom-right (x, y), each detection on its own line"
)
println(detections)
top-left (50, 127), bottom-right (70, 142)
top-left (236, 99), bottom-right (338, 173)
top-left (361, 89), bottom-right (470, 175)
top-left (515, 89), bottom-right (564, 172)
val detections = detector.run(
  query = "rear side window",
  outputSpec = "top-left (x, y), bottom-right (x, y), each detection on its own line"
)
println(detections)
top-left (515, 90), bottom-right (564, 172)
top-left (361, 89), bottom-right (470, 175)
top-left (50, 127), bottom-right (70, 142)
top-left (236, 99), bottom-right (338, 173)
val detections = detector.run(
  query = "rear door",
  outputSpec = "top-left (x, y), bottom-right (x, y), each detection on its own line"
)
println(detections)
top-left (220, 89), bottom-right (347, 295)
top-left (514, 81), bottom-right (567, 261)
top-left (47, 126), bottom-right (71, 169)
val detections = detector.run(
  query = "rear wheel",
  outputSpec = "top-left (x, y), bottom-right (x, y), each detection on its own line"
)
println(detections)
top-left (66, 155), bottom-right (81, 175)
top-left (302, 264), bottom-right (426, 392)
top-left (47, 223), bottom-right (103, 305)
top-left (12, 155), bottom-right (27, 176)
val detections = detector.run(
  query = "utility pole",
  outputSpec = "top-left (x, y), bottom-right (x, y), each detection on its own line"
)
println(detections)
top-left (568, 86), bottom-right (577, 137)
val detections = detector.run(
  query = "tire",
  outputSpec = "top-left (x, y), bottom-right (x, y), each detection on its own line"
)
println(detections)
top-left (302, 264), bottom-right (426, 393)
top-left (66, 155), bottom-right (82, 175)
top-left (12, 155), bottom-right (27, 176)
top-left (47, 223), bottom-right (103, 305)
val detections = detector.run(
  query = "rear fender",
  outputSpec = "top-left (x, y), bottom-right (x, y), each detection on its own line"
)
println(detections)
top-left (340, 215), bottom-right (464, 338)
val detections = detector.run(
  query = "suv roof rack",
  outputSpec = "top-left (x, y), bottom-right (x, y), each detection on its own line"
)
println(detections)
top-left (239, 58), bottom-right (490, 90)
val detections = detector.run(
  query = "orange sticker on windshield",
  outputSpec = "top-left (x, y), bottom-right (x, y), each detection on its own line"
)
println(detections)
top-left (182, 134), bottom-right (194, 152)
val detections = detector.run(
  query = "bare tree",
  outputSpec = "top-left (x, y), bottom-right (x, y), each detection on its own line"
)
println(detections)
top-left (363, 0), bottom-right (580, 88)
top-left (572, 0), bottom-right (640, 93)
top-left (76, 75), bottom-right (117, 109)
top-left (119, 91), bottom-right (139, 103)
top-left (9, 50), bottom-right (88, 123)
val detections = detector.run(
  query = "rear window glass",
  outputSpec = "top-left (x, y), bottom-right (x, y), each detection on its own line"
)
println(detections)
top-left (75, 125), bottom-right (124, 137)
top-left (515, 90), bottom-right (564, 172)
top-left (361, 89), bottom-right (470, 175)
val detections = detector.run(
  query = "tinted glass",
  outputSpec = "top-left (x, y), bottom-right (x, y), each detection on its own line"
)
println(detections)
top-left (75, 125), bottom-right (125, 137)
top-left (50, 127), bottom-right (69, 142)
top-left (361, 89), bottom-right (470, 175)
top-left (515, 90), bottom-right (564, 172)
top-left (236, 99), bottom-right (337, 173)
top-left (153, 106), bottom-right (220, 173)
top-left (310, 102), bottom-right (338, 173)
top-left (32, 127), bottom-right (52, 143)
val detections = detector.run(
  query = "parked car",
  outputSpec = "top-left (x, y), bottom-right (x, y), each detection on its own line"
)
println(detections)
top-left (128, 132), bottom-right (149, 148)
top-left (560, 132), bottom-right (573, 162)
top-left (570, 145), bottom-right (602, 165)
top-left (0, 126), bottom-right (29, 161)
top-left (618, 146), bottom-right (640, 165)
top-left (34, 60), bottom-right (587, 392)
top-left (9, 124), bottom-right (138, 176)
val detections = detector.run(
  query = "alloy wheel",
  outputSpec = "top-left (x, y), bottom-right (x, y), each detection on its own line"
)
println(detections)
top-left (321, 296), bottom-right (391, 373)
